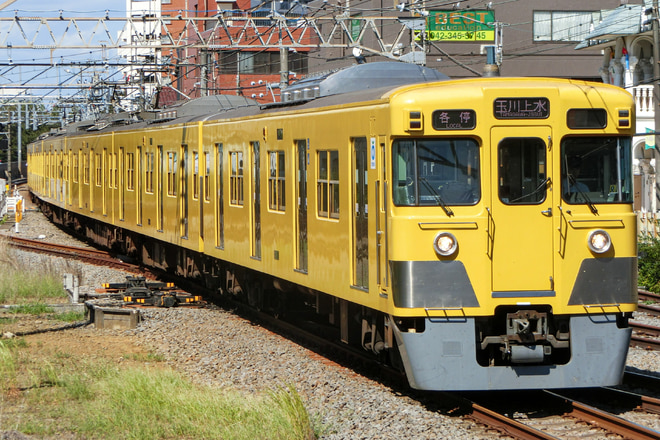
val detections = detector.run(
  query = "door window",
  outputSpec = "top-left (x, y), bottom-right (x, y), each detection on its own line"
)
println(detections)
top-left (498, 138), bottom-right (547, 205)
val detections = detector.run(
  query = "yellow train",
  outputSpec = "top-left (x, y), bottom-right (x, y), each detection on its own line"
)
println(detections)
top-left (27, 62), bottom-right (637, 390)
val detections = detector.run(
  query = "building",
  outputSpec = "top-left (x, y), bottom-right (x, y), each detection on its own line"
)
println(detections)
top-left (151, 0), bottom-right (639, 104)
top-left (117, 0), bottom-right (163, 111)
top-left (576, 0), bottom-right (656, 217)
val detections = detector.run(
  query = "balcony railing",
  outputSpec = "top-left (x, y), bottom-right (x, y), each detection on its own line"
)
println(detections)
top-left (629, 85), bottom-right (654, 118)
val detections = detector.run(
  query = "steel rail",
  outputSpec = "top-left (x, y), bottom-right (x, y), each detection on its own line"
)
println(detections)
top-left (631, 321), bottom-right (660, 338)
top-left (2, 235), bottom-right (144, 273)
top-left (624, 370), bottom-right (660, 394)
top-left (545, 390), bottom-right (660, 440)
top-left (467, 403), bottom-right (557, 440)
top-left (639, 302), bottom-right (660, 317)
top-left (639, 289), bottom-right (660, 303)
top-left (563, 386), bottom-right (660, 417)
top-left (630, 321), bottom-right (660, 350)
top-left (630, 334), bottom-right (660, 351)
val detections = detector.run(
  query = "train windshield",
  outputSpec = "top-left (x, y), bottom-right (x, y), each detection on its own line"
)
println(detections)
top-left (561, 136), bottom-right (632, 204)
top-left (392, 138), bottom-right (480, 207)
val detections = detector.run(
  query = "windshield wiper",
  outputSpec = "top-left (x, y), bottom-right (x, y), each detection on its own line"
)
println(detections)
top-left (567, 175), bottom-right (598, 214)
top-left (420, 177), bottom-right (454, 217)
top-left (509, 178), bottom-right (550, 204)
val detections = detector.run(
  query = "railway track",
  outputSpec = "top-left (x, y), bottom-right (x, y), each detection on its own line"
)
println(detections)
top-left (631, 321), bottom-right (660, 351)
top-left (2, 235), bottom-right (149, 275)
top-left (466, 387), bottom-right (660, 440)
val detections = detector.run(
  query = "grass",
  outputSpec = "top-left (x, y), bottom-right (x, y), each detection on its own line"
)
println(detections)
top-left (0, 237), bottom-right (82, 305)
top-left (0, 237), bottom-right (322, 439)
top-left (0, 339), bottom-right (321, 439)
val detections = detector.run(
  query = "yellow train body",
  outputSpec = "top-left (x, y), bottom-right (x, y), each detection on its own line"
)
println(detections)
top-left (27, 63), bottom-right (637, 390)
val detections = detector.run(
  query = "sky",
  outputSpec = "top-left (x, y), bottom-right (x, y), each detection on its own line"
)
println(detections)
top-left (0, 2), bottom-right (131, 101)
top-left (0, 1), bottom-right (126, 18)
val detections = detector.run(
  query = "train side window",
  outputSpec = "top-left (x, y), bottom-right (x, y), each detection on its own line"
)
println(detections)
top-left (84, 149), bottom-right (90, 184)
top-left (193, 152), bottom-right (199, 199)
top-left (204, 152), bottom-right (211, 202)
top-left (145, 152), bottom-right (154, 193)
top-left (95, 153), bottom-right (102, 187)
top-left (167, 152), bottom-right (178, 196)
top-left (73, 152), bottom-right (79, 183)
top-left (230, 151), bottom-right (244, 206)
top-left (268, 150), bottom-right (286, 212)
top-left (498, 138), bottom-right (546, 205)
top-left (127, 153), bottom-right (135, 191)
top-left (317, 150), bottom-right (339, 219)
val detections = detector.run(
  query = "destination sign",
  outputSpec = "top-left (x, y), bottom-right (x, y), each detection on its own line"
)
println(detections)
top-left (418, 10), bottom-right (495, 42)
top-left (432, 110), bottom-right (476, 130)
top-left (493, 97), bottom-right (550, 120)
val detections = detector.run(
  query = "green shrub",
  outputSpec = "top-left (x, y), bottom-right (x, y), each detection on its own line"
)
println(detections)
top-left (639, 234), bottom-right (660, 292)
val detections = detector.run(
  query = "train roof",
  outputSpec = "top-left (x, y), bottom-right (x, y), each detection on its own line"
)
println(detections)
top-left (277, 61), bottom-right (449, 105)
top-left (35, 62), bottom-right (448, 139)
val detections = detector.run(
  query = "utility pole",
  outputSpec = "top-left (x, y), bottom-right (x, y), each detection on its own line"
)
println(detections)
top-left (279, 47), bottom-right (289, 90)
top-left (653, 0), bottom-right (660, 211)
top-left (17, 103), bottom-right (21, 179)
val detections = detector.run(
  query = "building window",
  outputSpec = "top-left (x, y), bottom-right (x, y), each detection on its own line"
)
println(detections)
top-left (167, 151), bottom-right (178, 196)
top-left (220, 51), bottom-right (308, 75)
top-left (317, 150), bottom-right (339, 219)
top-left (533, 11), bottom-right (602, 42)
top-left (268, 150), bottom-right (285, 211)
top-left (230, 151), bottom-right (244, 206)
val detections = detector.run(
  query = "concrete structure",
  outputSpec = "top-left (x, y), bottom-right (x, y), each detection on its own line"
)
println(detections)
top-left (577, 1), bottom-right (656, 218)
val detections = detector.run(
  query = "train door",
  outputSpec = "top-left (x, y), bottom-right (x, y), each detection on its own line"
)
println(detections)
top-left (157, 145), bottom-right (163, 231)
top-left (102, 148), bottom-right (107, 216)
top-left (57, 151), bottom-right (62, 202)
top-left (376, 136), bottom-right (388, 292)
top-left (180, 144), bottom-right (189, 238)
top-left (251, 141), bottom-right (261, 259)
top-left (216, 143), bottom-right (225, 249)
top-left (352, 137), bottom-right (369, 290)
top-left (295, 139), bottom-right (308, 272)
top-left (137, 145), bottom-right (142, 225)
top-left (119, 147), bottom-right (125, 221)
top-left (78, 150), bottom-right (83, 209)
top-left (89, 149), bottom-right (94, 211)
top-left (67, 149), bottom-right (73, 206)
top-left (201, 151), bottom-right (208, 240)
top-left (490, 127), bottom-right (554, 293)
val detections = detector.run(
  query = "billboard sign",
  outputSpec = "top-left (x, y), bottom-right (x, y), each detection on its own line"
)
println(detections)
top-left (420, 10), bottom-right (495, 42)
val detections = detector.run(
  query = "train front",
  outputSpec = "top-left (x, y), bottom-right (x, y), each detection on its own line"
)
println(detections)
top-left (385, 79), bottom-right (637, 390)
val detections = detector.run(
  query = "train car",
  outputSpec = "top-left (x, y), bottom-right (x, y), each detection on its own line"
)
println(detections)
top-left (27, 62), bottom-right (637, 391)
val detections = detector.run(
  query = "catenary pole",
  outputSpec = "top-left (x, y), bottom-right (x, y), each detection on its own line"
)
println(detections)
top-left (653, 0), bottom-right (660, 211)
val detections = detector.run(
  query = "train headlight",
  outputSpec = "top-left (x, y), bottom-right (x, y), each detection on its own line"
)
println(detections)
top-left (433, 232), bottom-right (458, 256)
top-left (587, 229), bottom-right (611, 254)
